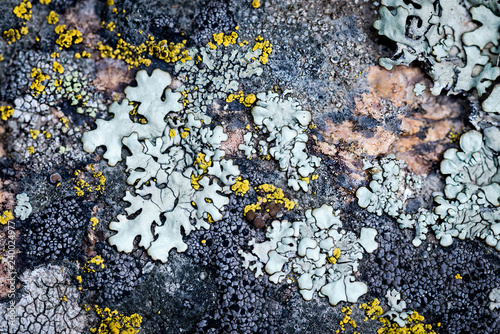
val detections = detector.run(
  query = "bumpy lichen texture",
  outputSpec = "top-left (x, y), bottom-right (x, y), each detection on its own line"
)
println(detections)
top-left (239, 92), bottom-right (321, 192)
top-left (433, 127), bottom-right (500, 248)
top-left (356, 155), bottom-right (431, 247)
top-left (373, 0), bottom-right (500, 98)
top-left (14, 192), bottom-right (32, 220)
top-left (239, 204), bottom-right (378, 305)
top-left (82, 69), bottom-right (240, 262)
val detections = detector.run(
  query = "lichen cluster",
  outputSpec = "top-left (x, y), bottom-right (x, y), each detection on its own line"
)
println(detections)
top-left (239, 204), bottom-right (378, 305)
top-left (83, 69), bottom-right (240, 262)
top-left (239, 92), bottom-right (321, 192)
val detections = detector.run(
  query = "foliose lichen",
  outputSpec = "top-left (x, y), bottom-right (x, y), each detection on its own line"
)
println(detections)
top-left (82, 68), bottom-right (240, 262)
top-left (239, 204), bottom-right (377, 305)
top-left (432, 127), bottom-right (500, 248)
top-left (239, 91), bottom-right (321, 192)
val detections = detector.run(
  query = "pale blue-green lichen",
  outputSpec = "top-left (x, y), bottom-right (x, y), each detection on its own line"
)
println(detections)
top-left (432, 127), bottom-right (500, 248)
top-left (239, 204), bottom-right (377, 306)
top-left (373, 0), bottom-right (500, 97)
top-left (355, 155), bottom-right (435, 247)
top-left (82, 69), bottom-right (240, 262)
top-left (238, 91), bottom-right (320, 192)
top-left (14, 192), bottom-right (32, 220)
top-left (488, 287), bottom-right (500, 310)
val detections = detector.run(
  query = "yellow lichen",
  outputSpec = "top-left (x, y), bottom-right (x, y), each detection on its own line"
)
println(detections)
top-left (0, 211), bottom-right (13, 225)
top-left (231, 177), bottom-right (250, 196)
top-left (91, 217), bottom-right (99, 230)
top-left (3, 29), bottom-right (22, 44)
top-left (46, 11), bottom-right (59, 25)
top-left (327, 248), bottom-right (341, 264)
top-left (90, 306), bottom-right (142, 334)
top-left (455, 274), bottom-right (462, 279)
top-left (226, 91), bottom-right (257, 107)
top-left (13, 0), bottom-right (32, 21)
top-left (0, 106), bottom-right (14, 121)
top-left (83, 255), bottom-right (105, 273)
top-left (39, 0), bottom-right (51, 4)
top-left (252, 0), bottom-right (261, 8)
top-left (29, 129), bottom-right (40, 139)
top-left (30, 67), bottom-right (50, 96)
top-left (253, 36), bottom-right (272, 64)
top-left (169, 129), bottom-right (176, 138)
top-left (244, 184), bottom-right (296, 215)
top-left (52, 61), bottom-right (64, 73)
top-left (360, 299), bottom-right (437, 334)
top-left (336, 306), bottom-right (357, 333)
top-left (105, 22), bottom-right (116, 32)
top-left (97, 35), bottom-right (191, 70)
top-left (54, 25), bottom-right (83, 49)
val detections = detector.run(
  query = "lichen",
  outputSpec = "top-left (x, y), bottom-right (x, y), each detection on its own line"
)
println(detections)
top-left (82, 69), bottom-right (240, 262)
top-left (432, 128), bottom-right (500, 249)
top-left (239, 204), bottom-right (377, 305)
top-left (239, 91), bottom-right (321, 192)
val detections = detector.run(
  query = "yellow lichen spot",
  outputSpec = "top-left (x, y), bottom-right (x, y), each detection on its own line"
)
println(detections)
top-left (3, 29), bottom-right (22, 44)
top-left (106, 0), bottom-right (114, 5)
top-left (91, 305), bottom-right (142, 334)
top-left (76, 275), bottom-right (82, 284)
top-left (27, 146), bottom-right (35, 154)
top-left (311, 174), bottom-right (319, 180)
top-left (43, 130), bottom-right (51, 138)
top-left (0, 54), bottom-right (3, 62)
top-left (50, 52), bottom-right (60, 58)
top-left (90, 217), bottom-right (99, 229)
top-left (46, 10), bottom-right (59, 24)
top-left (181, 131), bottom-right (189, 138)
top-left (231, 177), bottom-right (250, 196)
top-left (0, 211), bottom-right (13, 225)
top-left (0, 106), bottom-right (14, 121)
top-left (253, 36), bottom-right (273, 64)
top-left (74, 52), bottom-right (81, 59)
top-left (190, 173), bottom-right (202, 190)
top-left (455, 274), bottom-right (463, 279)
top-left (29, 129), bottom-right (40, 139)
top-left (40, 0), bottom-right (51, 4)
top-left (169, 129), bottom-right (176, 138)
top-left (252, 0), bottom-right (261, 8)
top-left (54, 25), bottom-right (83, 49)
top-left (201, 239), bottom-right (206, 244)
top-left (82, 51), bottom-right (91, 58)
top-left (327, 248), bottom-right (341, 264)
top-left (106, 22), bottom-right (116, 32)
top-left (83, 255), bottom-right (105, 273)
top-left (30, 67), bottom-right (50, 96)
top-left (52, 61), bottom-right (64, 74)
top-left (13, 0), bottom-right (32, 21)
top-left (20, 26), bottom-right (28, 35)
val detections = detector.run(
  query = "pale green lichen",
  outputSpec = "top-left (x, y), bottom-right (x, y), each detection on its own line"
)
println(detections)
top-left (488, 287), bottom-right (500, 310)
top-left (239, 204), bottom-right (377, 305)
top-left (373, 0), bottom-right (500, 97)
top-left (239, 91), bottom-right (320, 192)
top-left (14, 192), bottom-right (32, 220)
top-left (356, 155), bottom-right (435, 247)
top-left (432, 127), bottom-right (500, 248)
top-left (82, 69), bottom-right (239, 262)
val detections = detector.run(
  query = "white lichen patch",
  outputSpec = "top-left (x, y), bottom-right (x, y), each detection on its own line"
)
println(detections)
top-left (82, 69), bottom-right (240, 262)
top-left (239, 91), bottom-right (321, 192)
top-left (433, 127), bottom-right (500, 249)
top-left (14, 193), bottom-right (32, 220)
top-left (488, 287), bottom-right (500, 311)
top-left (239, 204), bottom-right (377, 306)
top-left (356, 154), bottom-right (428, 246)
top-left (0, 265), bottom-right (87, 334)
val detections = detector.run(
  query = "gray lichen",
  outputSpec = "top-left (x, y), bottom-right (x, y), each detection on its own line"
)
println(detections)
top-left (239, 91), bottom-right (321, 192)
top-left (239, 204), bottom-right (377, 306)
top-left (433, 127), bottom-right (500, 248)
top-left (82, 69), bottom-right (240, 262)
